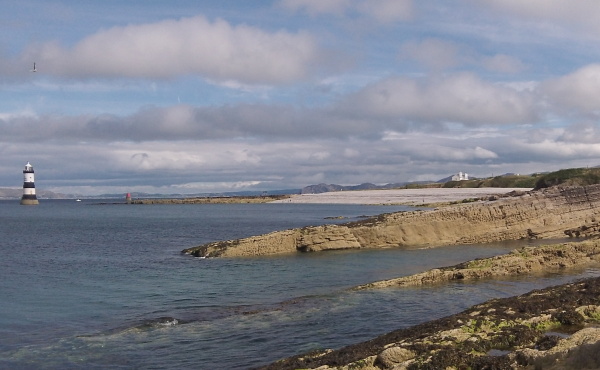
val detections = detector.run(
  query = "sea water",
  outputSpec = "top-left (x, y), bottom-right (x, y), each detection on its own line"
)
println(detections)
top-left (0, 199), bottom-right (597, 369)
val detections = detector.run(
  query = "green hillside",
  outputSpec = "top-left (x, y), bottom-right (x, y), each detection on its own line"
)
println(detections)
top-left (533, 167), bottom-right (600, 189)
top-left (442, 174), bottom-right (539, 189)
top-left (441, 167), bottom-right (600, 189)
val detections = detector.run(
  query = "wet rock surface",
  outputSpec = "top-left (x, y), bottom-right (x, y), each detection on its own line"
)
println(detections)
top-left (259, 277), bottom-right (600, 370)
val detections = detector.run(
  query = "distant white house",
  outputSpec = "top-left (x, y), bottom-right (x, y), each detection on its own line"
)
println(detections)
top-left (452, 172), bottom-right (469, 181)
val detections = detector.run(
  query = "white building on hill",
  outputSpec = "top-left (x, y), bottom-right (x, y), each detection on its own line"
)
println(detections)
top-left (452, 172), bottom-right (469, 181)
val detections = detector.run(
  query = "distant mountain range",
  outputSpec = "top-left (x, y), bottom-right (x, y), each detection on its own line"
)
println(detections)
top-left (299, 173), bottom-right (543, 194)
top-left (0, 188), bottom-right (75, 200)
top-left (0, 173), bottom-right (516, 199)
top-left (0, 188), bottom-right (302, 200)
top-left (92, 189), bottom-right (301, 199)
top-left (299, 181), bottom-right (435, 194)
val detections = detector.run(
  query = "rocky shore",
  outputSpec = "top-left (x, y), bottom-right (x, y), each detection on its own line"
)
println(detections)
top-left (179, 185), bottom-right (600, 369)
top-left (351, 240), bottom-right (600, 291)
top-left (261, 274), bottom-right (600, 370)
top-left (182, 185), bottom-right (600, 258)
top-left (257, 239), bottom-right (600, 369)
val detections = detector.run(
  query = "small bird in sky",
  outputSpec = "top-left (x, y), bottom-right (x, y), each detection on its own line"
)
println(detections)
top-left (30, 62), bottom-right (37, 72)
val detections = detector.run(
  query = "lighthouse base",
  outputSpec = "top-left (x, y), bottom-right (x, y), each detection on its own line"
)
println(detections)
top-left (20, 198), bottom-right (39, 205)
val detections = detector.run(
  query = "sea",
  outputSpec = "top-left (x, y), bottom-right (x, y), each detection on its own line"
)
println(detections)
top-left (1, 199), bottom-right (598, 369)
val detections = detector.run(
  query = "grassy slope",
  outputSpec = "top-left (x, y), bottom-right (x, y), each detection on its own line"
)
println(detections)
top-left (440, 167), bottom-right (600, 190)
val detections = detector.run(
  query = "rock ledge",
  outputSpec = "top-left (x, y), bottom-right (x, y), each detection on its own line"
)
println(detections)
top-left (183, 185), bottom-right (600, 258)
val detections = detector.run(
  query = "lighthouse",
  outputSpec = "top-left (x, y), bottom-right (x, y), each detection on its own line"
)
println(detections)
top-left (20, 162), bottom-right (39, 205)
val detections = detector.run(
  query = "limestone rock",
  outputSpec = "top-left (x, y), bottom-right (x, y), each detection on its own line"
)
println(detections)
top-left (376, 347), bottom-right (415, 368)
top-left (298, 225), bottom-right (362, 252)
top-left (352, 240), bottom-right (600, 290)
top-left (182, 185), bottom-right (600, 257)
top-left (512, 327), bottom-right (600, 369)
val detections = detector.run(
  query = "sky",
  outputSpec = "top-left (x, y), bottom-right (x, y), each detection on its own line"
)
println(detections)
top-left (2, 0), bottom-right (600, 195)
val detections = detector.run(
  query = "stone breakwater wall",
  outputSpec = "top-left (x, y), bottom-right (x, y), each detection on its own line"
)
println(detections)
top-left (130, 195), bottom-right (291, 204)
top-left (182, 185), bottom-right (600, 258)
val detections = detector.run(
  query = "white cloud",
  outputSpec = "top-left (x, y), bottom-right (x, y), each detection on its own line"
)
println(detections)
top-left (540, 64), bottom-right (600, 115)
top-left (0, 71), bottom-right (541, 146)
top-left (23, 15), bottom-right (320, 85)
top-left (279, 0), bottom-right (351, 16)
top-left (309, 151), bottom-right (331, 161)
top-left (400, 38), bottom-right (463, 70)
top-left (339, 73), bottom-right (537, 126)
top-left (343, 148), bottom-right (360, 158)
top-left (517, 139), bottom-right (600, 159)
top-left (2, 118), bottom-right (599, 195)
top-left (174, 181), bottom-right (264, 191)
top-left (472, 0), bottom-right (600, 34)
top-left (478, 0), bottom-right (600, 23)
top-left (280, 0), bottom-right (413, 22)
top-left (399, 38), bottom-right (526, 74)
top-left (357, 0), bottom-right (413, 23)
top-left (482, 54), bottom-right (526, 74)
top-left (473, 146), bottom-right (499, 159)
top-left (557, 122), bottom-right (600, 144)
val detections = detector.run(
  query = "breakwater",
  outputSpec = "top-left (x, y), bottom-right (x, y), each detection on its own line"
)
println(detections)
top-left (129, 194), bottom-right (292, 204)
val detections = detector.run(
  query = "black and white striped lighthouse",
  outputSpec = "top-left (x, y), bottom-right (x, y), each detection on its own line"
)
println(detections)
top-left (20, 162), bottom-right (39, 205)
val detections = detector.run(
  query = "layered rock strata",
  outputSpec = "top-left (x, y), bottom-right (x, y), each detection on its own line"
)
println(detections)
top-left (353, 239), bottom-right (600, 290)
top-left (183, 185), bottom-right (600, 258)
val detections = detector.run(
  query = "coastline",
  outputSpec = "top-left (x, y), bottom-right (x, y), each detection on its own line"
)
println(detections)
top-left (261, 273), bottom-right (600, 370)
top-left (351, 239), bottom-right (600, 291)
top-left (270, 187), bottom-right (529, 205)
top-left (181, 185), bottom-right (600, 368)
top-left (118, 188), bottom-right (527, 206)
top-left (183, 185), bottom-right (600, 258)
top-left (260, 239), bottom-right (600, 369)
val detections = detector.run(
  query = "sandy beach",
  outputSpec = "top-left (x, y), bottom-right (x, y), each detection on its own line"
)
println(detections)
top-left (271, 187), bottom-right (529, 205)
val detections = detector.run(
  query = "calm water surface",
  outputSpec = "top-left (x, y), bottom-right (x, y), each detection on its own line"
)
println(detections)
top-left (0, 199), bottom-right (597, 369)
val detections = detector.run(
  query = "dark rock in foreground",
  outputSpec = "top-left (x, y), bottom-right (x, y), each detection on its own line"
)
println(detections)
top-left (260, 276), bottom-right (600, 370)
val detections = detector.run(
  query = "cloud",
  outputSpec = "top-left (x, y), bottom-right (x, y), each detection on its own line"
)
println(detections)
top-left (280, 0), bottom-right (413, 22)
top-left (540, 64), bottom-right (600, 116)
top-left (482, 54), bottom-right (526, 74)
top-left (399, 38), bottom-right (463, 70)
top-left (474, 0), bottom-right (600, 32)
top-left (19, 15), bottom-right (320, 85)
top-left (4, 59), bottom-right (600, 195)
top-left (399, 38), bottom-right (526, 74)
top-left (2, 117), bottom-right (598, 195)
top-left (337, 73), bottom-right (537, 126)
top-left (557, 122), bottom-right (600, 144)
top-left (356, 0), bottom-right (413, 23)
top-left (0, 71), bottom-right (540, 146)
top-left (279, 0), bottom-right (351, 16)
top-left (7, 66), bottom-right (597, 146)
